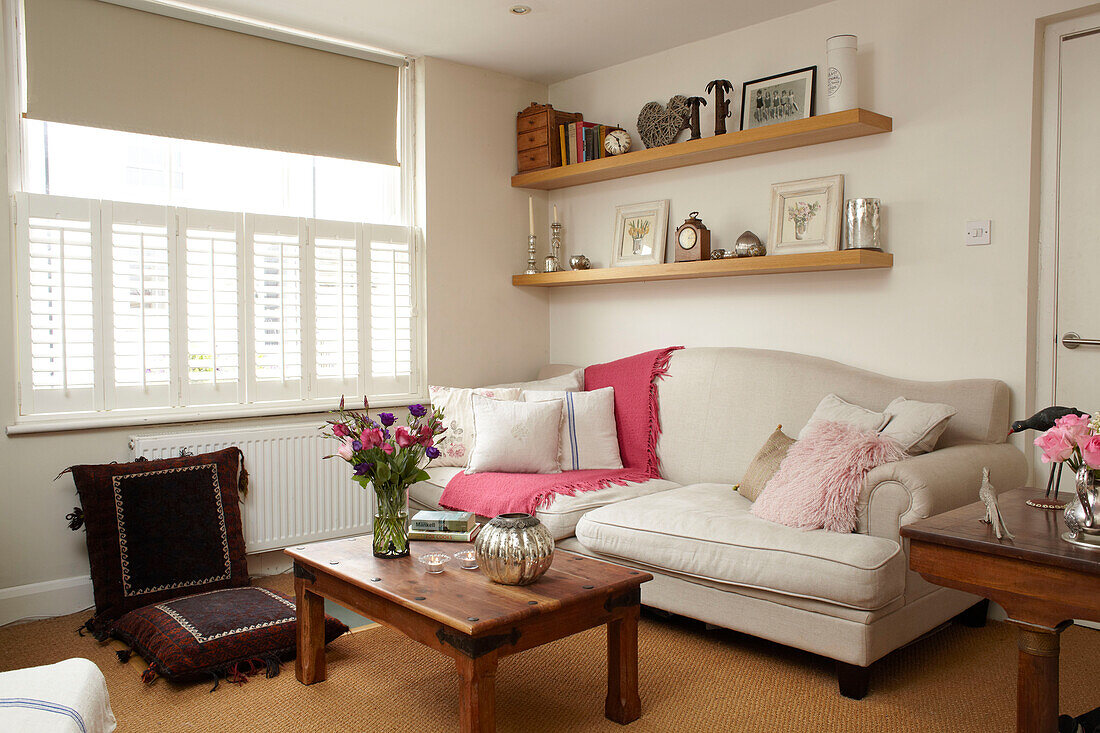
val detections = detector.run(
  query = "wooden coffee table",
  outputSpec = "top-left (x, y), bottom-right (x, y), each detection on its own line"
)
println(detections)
top-left (285, 537), bottom-right (652, 732)
top-left (901, 488), bottom-right (1100, 733)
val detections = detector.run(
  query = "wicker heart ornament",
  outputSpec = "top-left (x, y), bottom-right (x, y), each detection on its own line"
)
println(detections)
top-left (637, 95), bottom-right (691, 149)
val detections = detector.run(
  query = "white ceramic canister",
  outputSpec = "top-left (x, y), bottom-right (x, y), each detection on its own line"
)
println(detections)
top-left (826, 35), bottom-right (859, 113)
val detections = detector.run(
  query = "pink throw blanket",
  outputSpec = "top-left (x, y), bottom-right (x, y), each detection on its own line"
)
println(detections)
top-left (439, 347), bottom-right (681, 517)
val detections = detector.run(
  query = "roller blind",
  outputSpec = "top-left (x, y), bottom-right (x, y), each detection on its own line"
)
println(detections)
top-left (23, 0), bottom-right (400, 165)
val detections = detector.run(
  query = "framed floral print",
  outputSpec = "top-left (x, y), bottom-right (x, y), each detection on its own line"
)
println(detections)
top-left (768, 175), bottom-right (844, 254)
top-left (610, 200), bottom-right (670, 267)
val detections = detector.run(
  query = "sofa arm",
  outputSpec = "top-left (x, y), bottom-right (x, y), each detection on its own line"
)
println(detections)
top-left (855, 443), bottom-right (1027, 541)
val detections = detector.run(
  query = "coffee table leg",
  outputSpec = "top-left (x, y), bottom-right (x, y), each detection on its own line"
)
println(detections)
top-left (1016, 623), bottom-right (1065, 733)
top-left (295, 576), bottom-right (327, 685)
top-left (456, 652), bottom-right (497, 733)
top-left (606, 603), bottom-right (641, 724)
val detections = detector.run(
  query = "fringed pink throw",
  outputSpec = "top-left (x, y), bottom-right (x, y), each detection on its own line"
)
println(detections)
top-left (439, 347), bottom-right (681, 517)
top-left (750, 420), bottom-right (907, 533)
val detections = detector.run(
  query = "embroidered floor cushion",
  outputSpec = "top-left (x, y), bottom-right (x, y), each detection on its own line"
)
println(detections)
top-left (110, 587), bottom-right (349, 686)
top-left (69, 448), bottom-right (250, 636)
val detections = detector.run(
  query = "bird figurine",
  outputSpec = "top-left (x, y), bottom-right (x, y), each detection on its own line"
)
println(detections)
top-left (978, 468), bottom-right (1013, 540)
top-left (1007, 406), bottom-right (1088, 503)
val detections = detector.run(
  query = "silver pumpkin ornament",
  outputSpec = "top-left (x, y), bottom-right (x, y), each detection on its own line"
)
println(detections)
top-left (475, 513), bottom-right (554, 585)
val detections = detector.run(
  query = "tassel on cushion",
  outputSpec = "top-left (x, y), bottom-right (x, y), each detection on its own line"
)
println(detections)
top-left (141, 662), bottom-right (158, 685)
top-left (115, 649), bottom-right (132, 663)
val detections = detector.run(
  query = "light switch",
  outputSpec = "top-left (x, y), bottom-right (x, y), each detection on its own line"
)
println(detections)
top-left (965, 220), bottom-right (991, 246)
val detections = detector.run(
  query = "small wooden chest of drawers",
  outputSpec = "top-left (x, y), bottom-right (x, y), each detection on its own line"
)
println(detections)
top-left (517, 102), bottom-right (582, 173)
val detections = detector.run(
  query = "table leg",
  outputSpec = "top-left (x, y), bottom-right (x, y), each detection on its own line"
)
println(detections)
top-left (456, 652), bottom-right (497, 733)
top-left (295, 576), bottom-right (327, 685)
top-left (1016, 623), bottom-right (1066, 733)
top-left (606, 603), bottom-right (641, 724)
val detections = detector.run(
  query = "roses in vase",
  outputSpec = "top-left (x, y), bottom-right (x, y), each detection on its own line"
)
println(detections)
top-left (1034, 412), bottom-right (1100, 472)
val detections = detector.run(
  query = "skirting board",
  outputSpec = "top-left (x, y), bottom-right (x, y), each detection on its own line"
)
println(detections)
top-left (0, 575), bottom-right (94, 627)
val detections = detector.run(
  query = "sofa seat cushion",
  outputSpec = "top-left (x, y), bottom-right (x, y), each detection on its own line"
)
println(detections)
top-left (574, 483), bottom-right (906, 611)
top-left (411, 468), bottom-right (679, 540)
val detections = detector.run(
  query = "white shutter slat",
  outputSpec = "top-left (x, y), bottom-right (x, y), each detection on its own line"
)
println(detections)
top-left (311, 219), bottom-right (358, 397)
top-left (249, 214), bottom-right (304, 402)
top-left (368, 225), bottom-right (416, 398)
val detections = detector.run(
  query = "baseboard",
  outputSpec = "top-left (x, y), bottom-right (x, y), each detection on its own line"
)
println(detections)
top-left (0, 575), bottom-right (94, 627)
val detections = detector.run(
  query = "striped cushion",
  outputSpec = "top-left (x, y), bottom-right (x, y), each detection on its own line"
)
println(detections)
top-left (523, 387), bottom-right (623, 471)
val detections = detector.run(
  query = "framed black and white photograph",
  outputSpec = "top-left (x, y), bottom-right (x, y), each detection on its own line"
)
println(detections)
top-left (768, 174), bottom-right (844, 254)
top-left (610, 200), bottom-right (669, 267)
top-left (740, 66), bottom-right (816, 131)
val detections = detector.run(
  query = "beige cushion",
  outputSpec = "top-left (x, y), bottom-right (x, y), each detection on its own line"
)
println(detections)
top-left (574, 483), bottom-right (906, 611)
top-left (735, 425), bottom-right (794, 501)
top-left (484, 368), bottom-right (584, 392)
top-left (427, 386), bottom-right (521, 467)
top-left (798, 393), bottom-right (889, 438)
top-left (524, 387), bottom-right (623, 471)
top-left (410, 467), bottom-right (680, 540)
top-left (465, 396), bottom-right (562, 474)
top-left (881, 397), bottom-right (957, 454)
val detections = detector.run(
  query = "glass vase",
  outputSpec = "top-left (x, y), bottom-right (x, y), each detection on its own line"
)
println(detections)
top-left (372, 483), bottom-right (410, 558)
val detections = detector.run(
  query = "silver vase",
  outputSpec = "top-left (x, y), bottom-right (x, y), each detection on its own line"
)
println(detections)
top-left (474, 513), bottom-right (554, 585)
top-left (1063, 466), bottom-right (1100, 547)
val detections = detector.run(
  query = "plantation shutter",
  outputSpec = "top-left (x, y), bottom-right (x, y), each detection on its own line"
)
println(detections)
top-left (249, 215), bottom-right (305, 402)
top-left (23, 0), bottom-right (400, 164)
top-left (311, 220), bottom-right (360, 398)
top-left (368, 225), bottom-right (417, 398)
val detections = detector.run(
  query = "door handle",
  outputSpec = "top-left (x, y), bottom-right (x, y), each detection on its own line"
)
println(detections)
top-left (1062, 331), bottom-right (1100, 349)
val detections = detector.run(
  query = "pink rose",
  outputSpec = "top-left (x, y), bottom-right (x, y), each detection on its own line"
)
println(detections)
top-left (336, 437), bottom-right (355, 461)
top-left (1054, 413), bottom-right (1091, 444)
top-left (417, 425), bottom-right (434, 446)
top-left (1035, 428), bottom-right (1075, 464)
top-left (381, 443), bottom-right (395, 455)
top-left (332, 423), bottom-right (349, 438)
top-left (1080, 434), bottom-right (1100, 469)
top-left (362, 428), bottom-right (383, 448)
top-left (394, 426), bottom-right (416, 448)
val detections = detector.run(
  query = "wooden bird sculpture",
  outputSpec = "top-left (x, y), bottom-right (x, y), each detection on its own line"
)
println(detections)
top-left (979, 468), bottom-right (1013, 540)
top-left (1008, 405), bottom-right (1088, 501)
top-left (705, 79), bottom-right (733, 135)
top-left (685, 96), bottom-right (707, 140)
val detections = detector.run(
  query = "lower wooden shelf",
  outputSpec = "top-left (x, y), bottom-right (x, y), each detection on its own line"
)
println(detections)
top-left (512, 249), bottom-right (893, 287)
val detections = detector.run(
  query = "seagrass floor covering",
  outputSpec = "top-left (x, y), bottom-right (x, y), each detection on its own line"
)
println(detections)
top-left (2, 572), bottom-right (1098, 732)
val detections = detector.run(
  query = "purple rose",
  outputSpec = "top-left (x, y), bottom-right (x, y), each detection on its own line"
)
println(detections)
top-left (379, 412), bottom-right (396, 427)
top-left (425, 446), bottom-right (440, 459)
top-left (408, 403), bottom-right (427, 417)
top-left (351, 440), bottom-right (362, 451)
top-left (353, 462), bottom-right (373, 476)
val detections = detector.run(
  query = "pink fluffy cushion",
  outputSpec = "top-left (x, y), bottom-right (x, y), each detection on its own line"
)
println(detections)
top-left (750, 420), bottom-right (907, 533)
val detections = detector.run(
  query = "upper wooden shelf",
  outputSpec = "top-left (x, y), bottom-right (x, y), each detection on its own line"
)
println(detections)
top-left (512, 249), bottom-right (892, 287)
top-left (511, 108), bottom-right (892, 190)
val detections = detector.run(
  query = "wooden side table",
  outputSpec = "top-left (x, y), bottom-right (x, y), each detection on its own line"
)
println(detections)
top-left (901, 488), bottom-right (1100, 733)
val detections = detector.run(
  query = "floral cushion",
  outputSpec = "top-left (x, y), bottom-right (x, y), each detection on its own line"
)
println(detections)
top-left (427, 386), bottom-right (521, 467)
top-left (110, 587), bottom-right (348, 687)
top-left (68, 448), bottom-right (250, 636)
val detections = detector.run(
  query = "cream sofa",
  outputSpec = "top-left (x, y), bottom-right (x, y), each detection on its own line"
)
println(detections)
top-left (411, 347), bottom-right (1027, 698)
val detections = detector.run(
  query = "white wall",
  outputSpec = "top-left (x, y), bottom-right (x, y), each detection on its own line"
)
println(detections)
top-left (546, 0), bottom-right (1085, 434)
top-left (0, 53), bottom-right (550, 621)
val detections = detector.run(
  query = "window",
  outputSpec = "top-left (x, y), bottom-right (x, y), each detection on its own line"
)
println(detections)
top-left (15, 193), bottom-right (420, 425)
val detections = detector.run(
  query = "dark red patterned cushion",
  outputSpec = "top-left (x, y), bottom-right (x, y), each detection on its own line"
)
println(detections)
top-left (109, 587), bottom-right (348, 685)
top-left (70, 448), bottom-right (249, 635)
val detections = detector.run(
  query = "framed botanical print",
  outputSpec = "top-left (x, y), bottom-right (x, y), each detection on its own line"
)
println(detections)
top-left (740, 66), bottom-right (816, 131)
top-left (768, 175), bottom-right (844, 254)
top-left (610, 200), bottom-right (669, 267)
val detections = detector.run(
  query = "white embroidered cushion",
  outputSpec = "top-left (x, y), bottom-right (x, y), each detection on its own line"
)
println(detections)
top-left (427, 386), bottom-right (521, 467)
top-left (465, 396), bottom-right (563, 474)
top-left (523, 387), bottom-right (623, 471)
top-left (881, 397), bottom-right (957, 455)
top-left (798, 393), bottom-right (889, 439)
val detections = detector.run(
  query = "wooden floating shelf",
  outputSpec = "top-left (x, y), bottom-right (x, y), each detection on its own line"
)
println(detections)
top-left (511, 109), bottom-right (892, 190)
top-left (512, 249), bottom-right (893, 287)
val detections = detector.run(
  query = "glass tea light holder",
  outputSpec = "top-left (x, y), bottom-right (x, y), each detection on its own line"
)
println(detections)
top-left (418, 552), bottom-right (451, 574)
top-left (453, 549), bottom-right (479, 570)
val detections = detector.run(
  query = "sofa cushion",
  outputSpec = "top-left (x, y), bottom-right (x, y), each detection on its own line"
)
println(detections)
top-left (574, 483), bottom-right (906, 611)
top-left (410, 467), bottom-right (679, 540)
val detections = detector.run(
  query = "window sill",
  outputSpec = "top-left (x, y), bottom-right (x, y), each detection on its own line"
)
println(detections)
top-left (6, 396), bottom-right (429, 436)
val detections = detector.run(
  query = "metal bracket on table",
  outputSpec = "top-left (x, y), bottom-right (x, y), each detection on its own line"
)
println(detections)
top-left (436, 627), bottom-right (521, 658)
top-left (293, 562), bottom-right (316, 583)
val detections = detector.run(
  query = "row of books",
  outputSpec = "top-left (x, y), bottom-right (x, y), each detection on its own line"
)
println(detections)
top-left (559, 122), bottom-right (614, 165)
top-left (409, 510), bottom-right (480, 542)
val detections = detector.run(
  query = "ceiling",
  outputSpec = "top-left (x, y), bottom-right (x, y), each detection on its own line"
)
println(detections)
top-left (181, 0), bottom-right (833, 83)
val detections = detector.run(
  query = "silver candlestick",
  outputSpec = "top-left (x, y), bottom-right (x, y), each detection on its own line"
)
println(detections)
top-left (525, 235), bottom-right (538, 275)
top-left (544, 222), bottom-right (563, 273)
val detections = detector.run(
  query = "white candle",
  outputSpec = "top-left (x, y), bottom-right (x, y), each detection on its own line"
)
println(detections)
top-left (528, 196), bottom-right (534, 236)
top-left (553, 204), bottom-right (559, 223)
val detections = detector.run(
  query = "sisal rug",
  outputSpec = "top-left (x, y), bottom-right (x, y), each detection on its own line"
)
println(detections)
top-left (1, 573), bottom-right (1097, 732)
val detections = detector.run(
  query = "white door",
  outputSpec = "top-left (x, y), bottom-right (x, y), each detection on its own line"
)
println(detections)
top-left (1053, 29), bottom-right (1100, 413)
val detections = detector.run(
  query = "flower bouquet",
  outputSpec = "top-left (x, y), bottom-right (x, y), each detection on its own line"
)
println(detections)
top-left (324, 397), bottom-right (446, 558)
top-left (1034, 412), bottom-right (1100, 541)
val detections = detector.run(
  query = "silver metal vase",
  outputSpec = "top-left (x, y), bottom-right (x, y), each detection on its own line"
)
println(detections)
top-left (1063, 466), bottom-right (1100, 548)
top-left (474, 513), bottom-right (554, 585)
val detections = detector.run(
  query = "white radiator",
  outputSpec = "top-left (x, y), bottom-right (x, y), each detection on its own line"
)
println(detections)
top-left (130, 423), bottom-right (374, 553)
